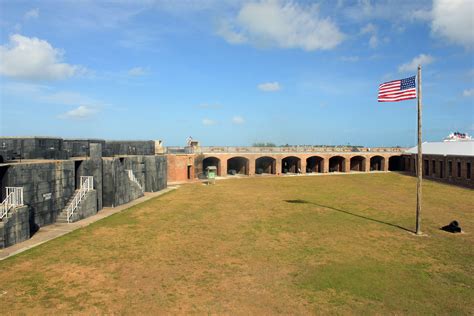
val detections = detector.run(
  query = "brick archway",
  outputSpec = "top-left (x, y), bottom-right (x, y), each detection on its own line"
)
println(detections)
top-left (255, 156), bottom-right (276, 174)
top-left (227, 156), bottom-right (249, 175)
top-left (329, 156), bottom-right (345, 172)
top-left (370, 156), bottom-right (385, 171)
top-left (203, 156), bottom-right (221, 176)
top-left (282, 156), bottom-right (301, 174)
top-left (350, 156), bottom-right (365, 172)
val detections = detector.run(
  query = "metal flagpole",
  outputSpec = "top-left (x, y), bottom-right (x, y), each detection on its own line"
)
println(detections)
top-left (416, 65), bottom-right (422, 235)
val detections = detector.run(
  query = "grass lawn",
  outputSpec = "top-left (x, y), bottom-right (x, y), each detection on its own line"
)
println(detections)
top-left (0, 173), bottom-right (473, 314)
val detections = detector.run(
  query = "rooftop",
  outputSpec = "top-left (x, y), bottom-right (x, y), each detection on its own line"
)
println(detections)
top-left (405, 141), bottom-right (474, 156)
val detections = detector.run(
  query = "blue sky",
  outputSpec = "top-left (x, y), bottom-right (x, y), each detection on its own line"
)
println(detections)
top-left (0, 0), bottom-right (473, 147)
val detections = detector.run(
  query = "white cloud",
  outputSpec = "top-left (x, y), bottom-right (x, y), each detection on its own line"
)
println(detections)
top-left (360, 22), bottom-right (376, 35)
top-left (232, 116), bottom-right (245, 124)
top-left (369, 35), bottom-right (378, 48)
top-left (39, 91), bottom-right (102, 107)
top-left (398, 54), bottom-right (435, 73)
top-left (217, 0), bottom-right (344, 51)
top-left (432, 0), bottom-right (474, 48)
top-left (128, 67), bottom-right (147, 76)
top-left (24, 8), bottom-right (39, 20)
top-left (258, 81), bottom-right (281, 92)
top-left (359, 23), bottom-right (380, 49)
top-left (59, 105), bottom-right (97, 119)
top-left (216, 20), bottom-right (248, 44)
top-left (410, 9), bottom-right (432, 22)
top-left (3, 82), bottom-right (106, 119)
top-left (463, 88), bottom-right (474, 97)
top-left (0, 34), bottom-right (84, 80)
top-left (202, 118), bottom-right (217, 126)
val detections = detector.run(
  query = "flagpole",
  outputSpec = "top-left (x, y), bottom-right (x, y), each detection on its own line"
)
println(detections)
top-left (416, 65), bottom-right (422, 235)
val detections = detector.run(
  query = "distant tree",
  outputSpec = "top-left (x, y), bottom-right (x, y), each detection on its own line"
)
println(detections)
top-left (252, 142), bottom-right (276, 147)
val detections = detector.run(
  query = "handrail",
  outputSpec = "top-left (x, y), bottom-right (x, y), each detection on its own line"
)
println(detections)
top-left (126, 169), bottom-right (144, 192)
top-left (0, 187), bottom-right (24, 220)
top-left (66, 176), bottom-right (93, 223)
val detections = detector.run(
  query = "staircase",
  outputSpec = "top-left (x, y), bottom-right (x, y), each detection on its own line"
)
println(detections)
top-left (126, 169), bottom-right (144, 193)
top-left (0, 187), bottom-right (24, 222)
top-left (57, 176), bottom-right (93, 223)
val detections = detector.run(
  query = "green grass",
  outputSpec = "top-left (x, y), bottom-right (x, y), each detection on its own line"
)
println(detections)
top-left (0, 173), bottom-right (473, 314)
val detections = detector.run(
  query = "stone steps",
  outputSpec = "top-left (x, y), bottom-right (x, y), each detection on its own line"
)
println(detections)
top-left (56, 190), bottom-right (79, 223)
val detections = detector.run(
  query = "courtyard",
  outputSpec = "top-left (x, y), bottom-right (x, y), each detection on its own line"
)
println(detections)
top-left (0, 173), bottom-right (472, 314)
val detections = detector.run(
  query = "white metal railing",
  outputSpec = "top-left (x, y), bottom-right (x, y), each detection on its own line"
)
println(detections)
top-left (66, 176), bottom-right (94, 223)
top-left (127, 170), bottom-right (144, 192)
top-left (0, 187), bottom-right (24, 220)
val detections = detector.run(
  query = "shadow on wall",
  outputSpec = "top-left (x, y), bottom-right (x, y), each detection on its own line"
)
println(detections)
top-left (284, 199), bottom-right (413, 233)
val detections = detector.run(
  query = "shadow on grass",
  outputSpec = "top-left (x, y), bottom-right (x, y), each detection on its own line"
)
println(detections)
top-left (285, 199), bottom-right (413, 233)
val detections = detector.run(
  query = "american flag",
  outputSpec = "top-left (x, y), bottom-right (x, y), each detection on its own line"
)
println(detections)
top-left (378, 76), bottom-right (417, 102)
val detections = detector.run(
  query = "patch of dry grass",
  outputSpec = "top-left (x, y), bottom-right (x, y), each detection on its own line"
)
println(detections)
top-left (0, 173), bottom-right (472, 314)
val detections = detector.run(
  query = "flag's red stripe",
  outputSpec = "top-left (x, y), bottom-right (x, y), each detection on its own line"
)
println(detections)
top-left (378, 92), bottom-right (417, 100)
top-left (378, 94), bottom-right (417, 101)
top-left (379, 80), bottom-right (400, 87)
top-left (378, 96), bottom-right (416, 102)
top-left (378, 89), bottom-right (417, 98)
top-left (379, 87), bottom-right (400, 93)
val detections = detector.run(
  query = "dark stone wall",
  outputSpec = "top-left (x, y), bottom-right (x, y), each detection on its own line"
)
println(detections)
top-left (102, 157), bottom-right (144, 207)
top-left (101, 155), bottom-right (166, 207)
top-left (1, 161), bottom-right (75, 229)
top-left (63, 139), bottom-right (106, 157)
top-left (103, 141), bottom-right (155, 156)
top-left (0, 137), bottom-right (68, 160)
top-left (0, 205), bottom-right (30, 248)
top-left (0, 153), bottom-right (167, 247)
top-left (68, 190), bottom-right (98, 222)
top-left (74, 158), bottom-right (104, 211)
top-left (144, 155), bottom-right (167, 192)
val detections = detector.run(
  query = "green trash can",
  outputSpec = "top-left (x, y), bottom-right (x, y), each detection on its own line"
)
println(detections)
top-left (206, 166), bottom-right (217, 185)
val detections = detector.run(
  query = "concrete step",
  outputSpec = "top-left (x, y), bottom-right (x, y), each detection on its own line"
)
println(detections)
top-left (56, 216), bottom-right (68, 223)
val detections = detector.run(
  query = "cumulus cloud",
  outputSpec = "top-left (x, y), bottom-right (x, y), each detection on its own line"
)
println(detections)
top-left (360, 22), bottom-right (376, 35)
top-left (0, 34), bottom-right (83, 81)
top-left (258, 81), bottom-right (281, 92)
top-left (216, 20), bottom-right (248, 44)
top-left (24, 8), bottom-right (39, 20)
top-left (59, 105), bottom-right (98, 119)
top-left (128, 67), bottom-right (147, 76)
top-left (431, 0), bottom-right (474, 48)
top-left (217, 0), bottom-right (344, 51)
top-left (368, 35), bottom-right (379, 48)
top-left (398, 54), bottom-right (435, 73)
top-left (463, 88), bottom-right (474, 97)
top-left (232, 116), bottom-right (245, 124)
top-left (359, 22), bottom-right (381, 48)
top-left (202, 118), bottom-right (217, 126)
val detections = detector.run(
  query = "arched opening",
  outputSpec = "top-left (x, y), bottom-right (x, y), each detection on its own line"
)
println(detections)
top-left (370, 156), bottom-right (384, 171)
top-left (203, 157), bottom-right (221, 176)
top-left (350, 156), bottom-right (365, 172)
top-left (282, 156), bottom-right (301, 174)
top-left (227, 157), bottom-right (249, 175)
top-left (306, 156), bottom-right (324, 173)
top-left (388, 156), bottom-right (403, 171)
top-left (329, 156), bottom-right (345, 172)
top-left (255, 156), bottom-right (276, 174)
